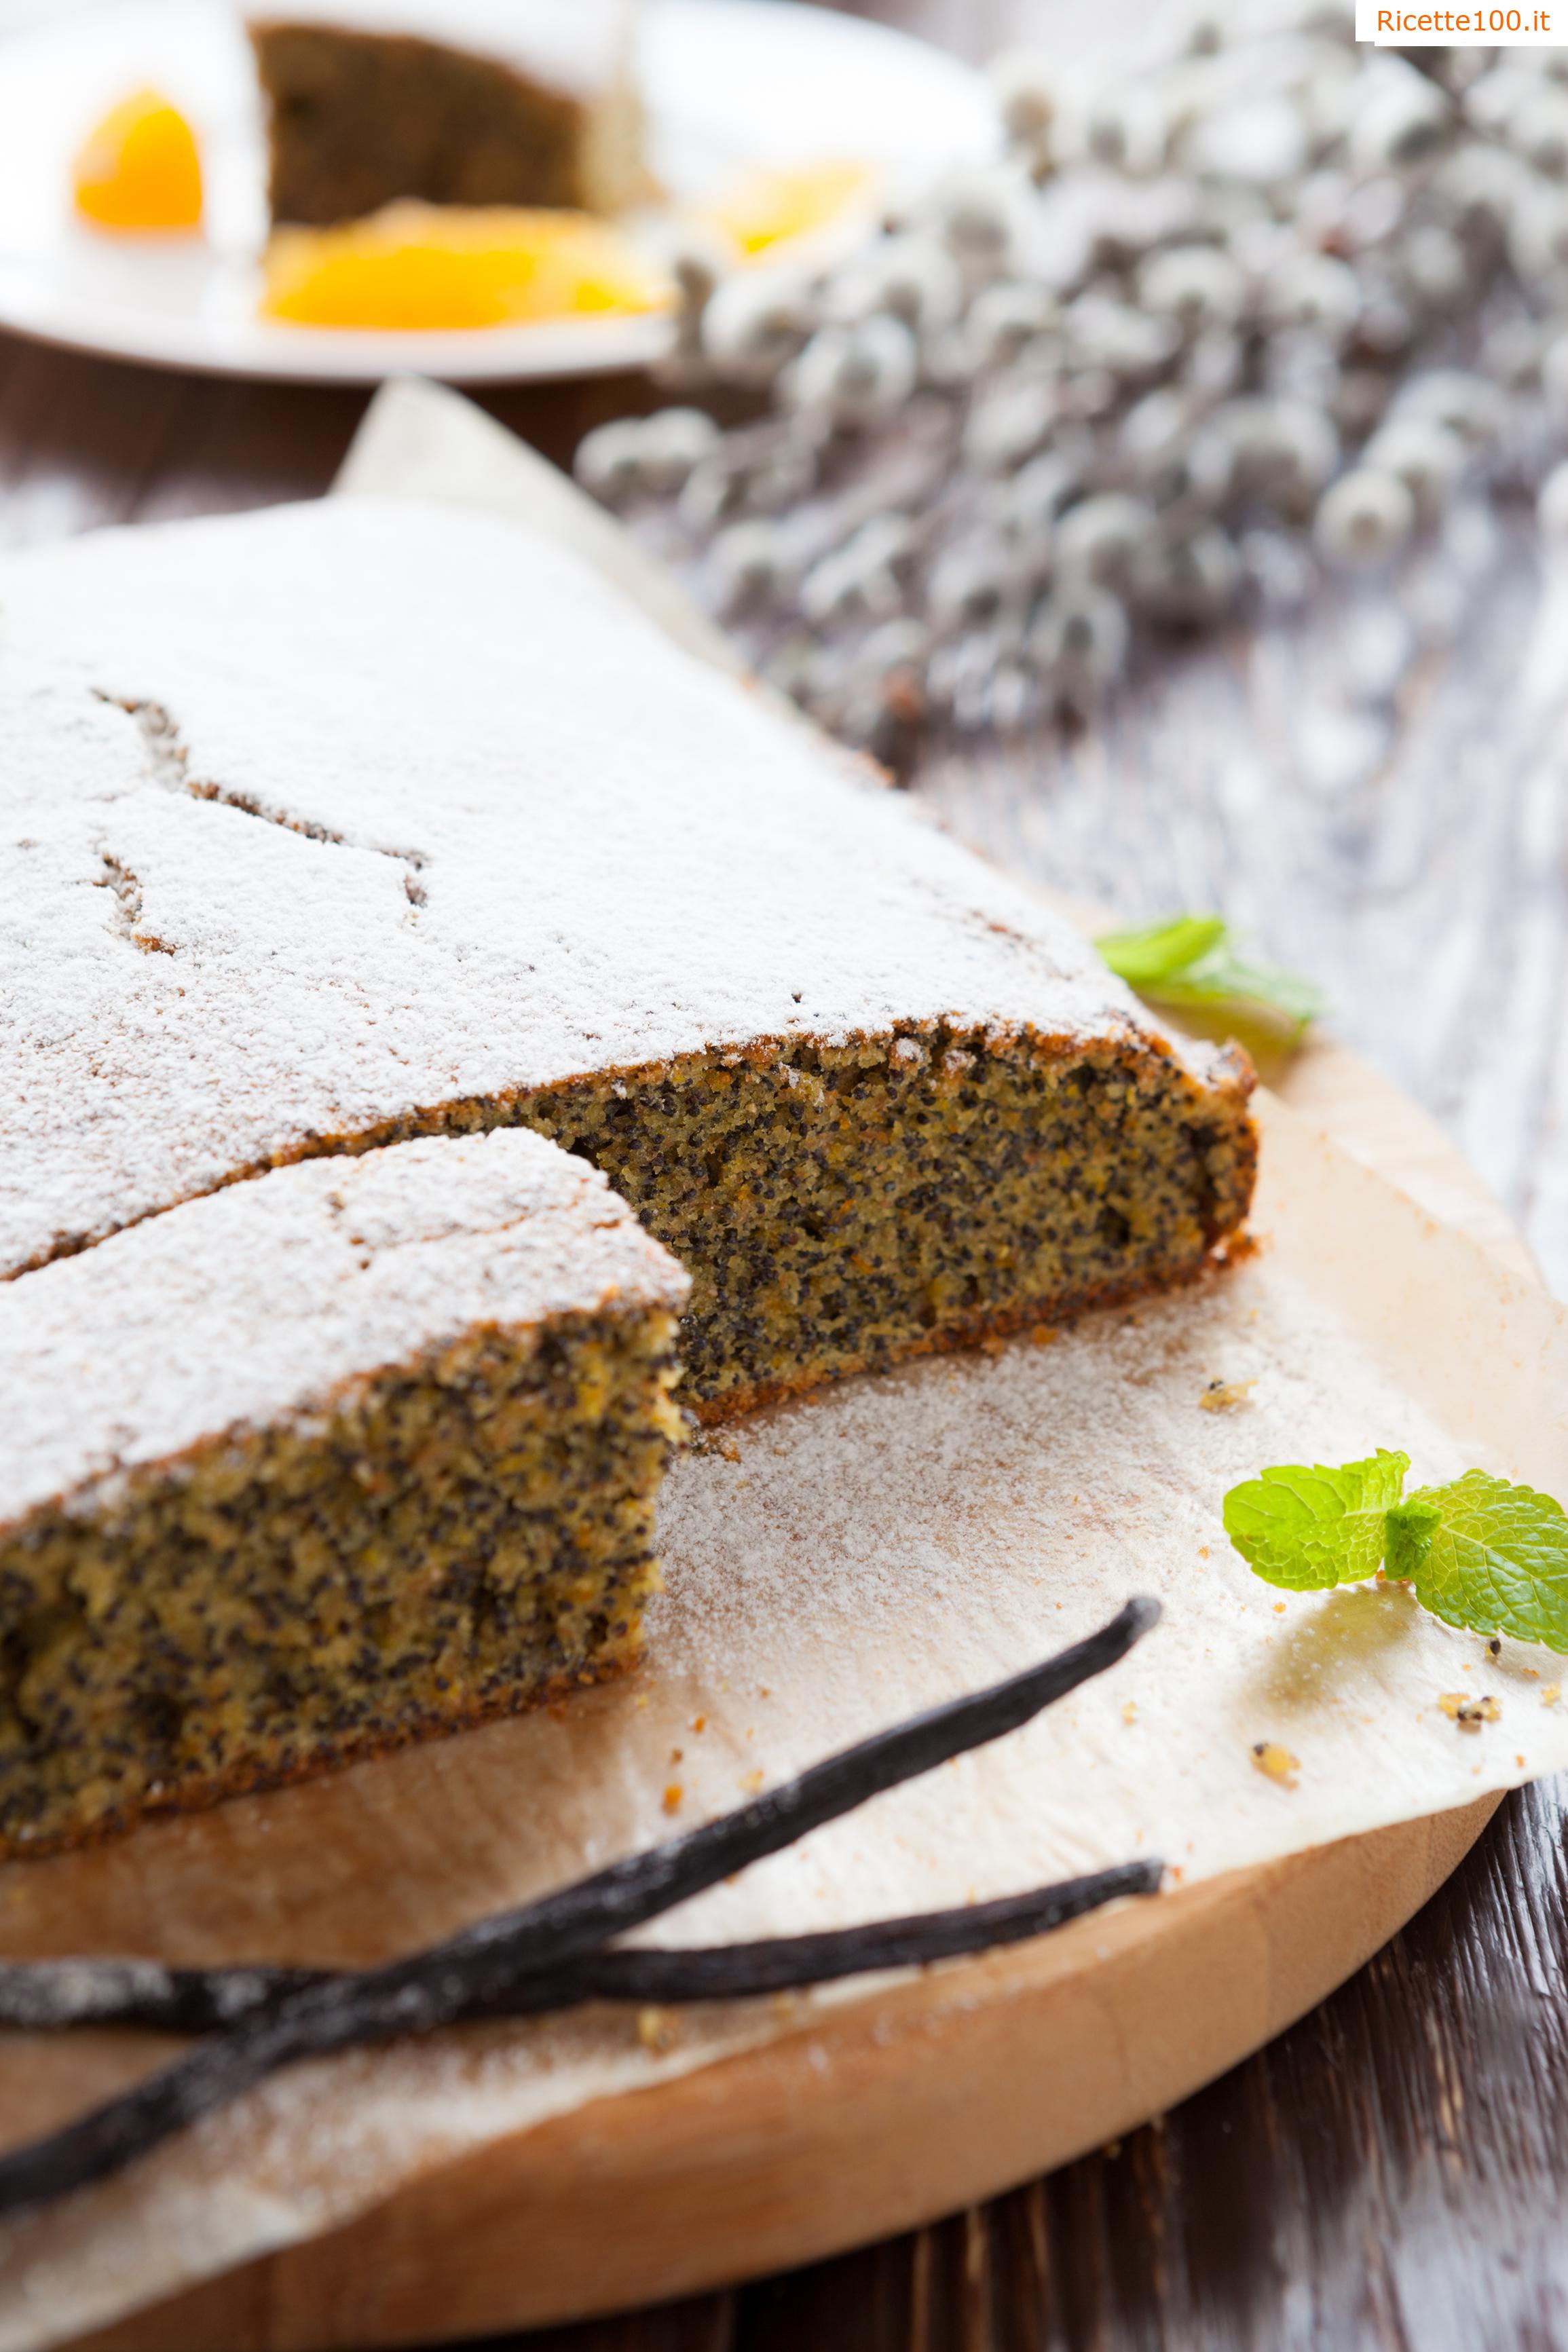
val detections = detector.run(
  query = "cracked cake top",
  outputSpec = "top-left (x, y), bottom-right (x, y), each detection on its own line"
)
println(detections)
top-left (1, 495), bottom-right (1233, 1280)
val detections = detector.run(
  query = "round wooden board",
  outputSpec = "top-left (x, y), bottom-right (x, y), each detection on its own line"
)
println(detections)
top-left (72, 1793), bottom-right (1495, 2352)
top-left (62, 1044), bottom-right (1527, 2352)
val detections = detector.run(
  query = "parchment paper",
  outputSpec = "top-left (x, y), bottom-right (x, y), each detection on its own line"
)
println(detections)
top-left (1, 381), bottom-right (1566, 2352)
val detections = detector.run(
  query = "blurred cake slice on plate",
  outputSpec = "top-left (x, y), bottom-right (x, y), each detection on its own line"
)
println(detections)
top-left (248, 0), bottom-right (645, 225)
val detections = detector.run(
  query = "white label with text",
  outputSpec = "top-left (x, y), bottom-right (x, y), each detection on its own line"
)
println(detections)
top-left (1356, 0), bottom-right (1561, 39)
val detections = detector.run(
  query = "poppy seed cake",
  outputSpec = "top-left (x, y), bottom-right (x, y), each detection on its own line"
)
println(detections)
top-left (248, 0), bottom-right (644, 227)
top-left (1, 494), bottom-right (1256, 1421)
top-left (0, 1130), bottom-right (688, 1856)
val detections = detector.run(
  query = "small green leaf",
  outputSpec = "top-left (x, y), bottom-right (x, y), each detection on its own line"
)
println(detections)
top-left (1400, 1471), bottom-right (1568, 1650)
top-left (1096, 915), bottom-right (1324, 1032)
top-left (1146, 945), bottom-right (1326, 1029)
top-left (1096, 916), bottom-right (1226, 988)
top-left (1222, 1451), bottom-right (1409, 1591)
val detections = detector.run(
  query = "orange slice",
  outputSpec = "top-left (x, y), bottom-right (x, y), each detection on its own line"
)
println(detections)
top-left (701, 160), bottom-right (874, 257)
top-left (261, 203), bottom-right (669, 331)
top-left (73, 87), bottom-right (202, 233)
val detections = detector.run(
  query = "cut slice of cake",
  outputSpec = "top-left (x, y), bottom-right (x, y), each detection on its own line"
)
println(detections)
top-left (0, 1130), bottom-right (687, 1856)
top-left (1, 495), bottom-right (1255, 1422)
top-left (248, 0), bottom-right (644, 226)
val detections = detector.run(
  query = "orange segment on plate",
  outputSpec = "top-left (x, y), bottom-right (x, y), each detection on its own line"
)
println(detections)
top-left (701, 160), bottom-right (874, 257)
top-left (261, 202), bottom-right (669, 331)
top-left (72, 87), bottom-right (202, 232)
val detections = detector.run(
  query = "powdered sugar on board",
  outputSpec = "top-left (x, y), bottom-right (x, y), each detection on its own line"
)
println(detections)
top-left (2, 1094), bottom-right (1567, 2351)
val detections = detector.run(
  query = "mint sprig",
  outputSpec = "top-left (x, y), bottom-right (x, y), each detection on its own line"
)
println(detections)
top-left (1098, 915), bottom-right (1324, 1032)
top-left (1224, 1456), bottom-right (1568, 1649)
top-left (1223, 1451), bottom-right (1408, 1591)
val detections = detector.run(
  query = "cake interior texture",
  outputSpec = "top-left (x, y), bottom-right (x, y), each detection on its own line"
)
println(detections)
top-left (0, 1307), bottom-right (682, 1855)
top-left (359, 1028), bottom-right (1256, 1419)
top-left (249, 20), bottom-right (639, 224)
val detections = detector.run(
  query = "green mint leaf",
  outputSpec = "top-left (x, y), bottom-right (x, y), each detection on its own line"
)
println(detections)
top-left (1148, 945), bottom-right (1326, 1030)
top-left (1096, 916), bottom-right (1227, 988)
top-left (1222, 1451), bottom-right (1409, 1591)
top-left (1399, 1471), bottom-right (1568, 1650)
top-left (1096, 915), bottom-right (1324, 1032)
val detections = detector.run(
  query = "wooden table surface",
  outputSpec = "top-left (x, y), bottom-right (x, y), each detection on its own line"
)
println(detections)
top-left (7, 1), bottom-right (1568, 2344)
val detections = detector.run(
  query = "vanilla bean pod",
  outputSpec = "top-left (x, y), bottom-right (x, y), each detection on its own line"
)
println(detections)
top-left (0, 1597), bottom-right (1157, 2218)
top-left (0, 1861), bottom-right (1161, 2035)
top-left (468, 1861), bottom-right (1163, 2011)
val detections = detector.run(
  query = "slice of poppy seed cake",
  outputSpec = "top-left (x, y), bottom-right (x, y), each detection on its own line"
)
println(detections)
top-left (250, 0), bottom-right (644, 228)
top-left (1, 495), bottom-right (1256, 1419)
top-left (0, 1130), bottom-right (688, 1856)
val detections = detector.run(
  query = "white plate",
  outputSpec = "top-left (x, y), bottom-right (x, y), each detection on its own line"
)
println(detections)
top-left (0, 0), bottom-right (993, 383)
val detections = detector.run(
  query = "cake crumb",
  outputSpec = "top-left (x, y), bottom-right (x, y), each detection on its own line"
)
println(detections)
top-left (1199, 1377), bottom-right (1256, 1413)
top-left (1273, 1602), bottom-right (1286, 1614)
top-left (690, 1715), bottom-right (707, 1734)
top-left (662, 1782), bottom-right (684, 1813)
top-left (668, 1747), bottom-right (684, 1765)
top-left (1543, 1685), bottom-right (1561, 1709)
top-left (1122, 1700), bottom-right (1138, 1725)
top-left (739, 1769), bottom-right (765, 1794)
top-left (1438, 1692), bottom-right (1500, 1731)
top-left (1251, 1740), bottom-right (1299, 1787)
top-left (1197, 1545), bottom-right (1210, 1559)
top-left (637, 2006), bottom-right (679, 2053)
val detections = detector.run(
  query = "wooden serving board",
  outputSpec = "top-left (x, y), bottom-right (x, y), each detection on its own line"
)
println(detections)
top-left (49, 1043), bottom-right (1520, 2352)
top-left (77, 1804), bottom-right (1495, 2352)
